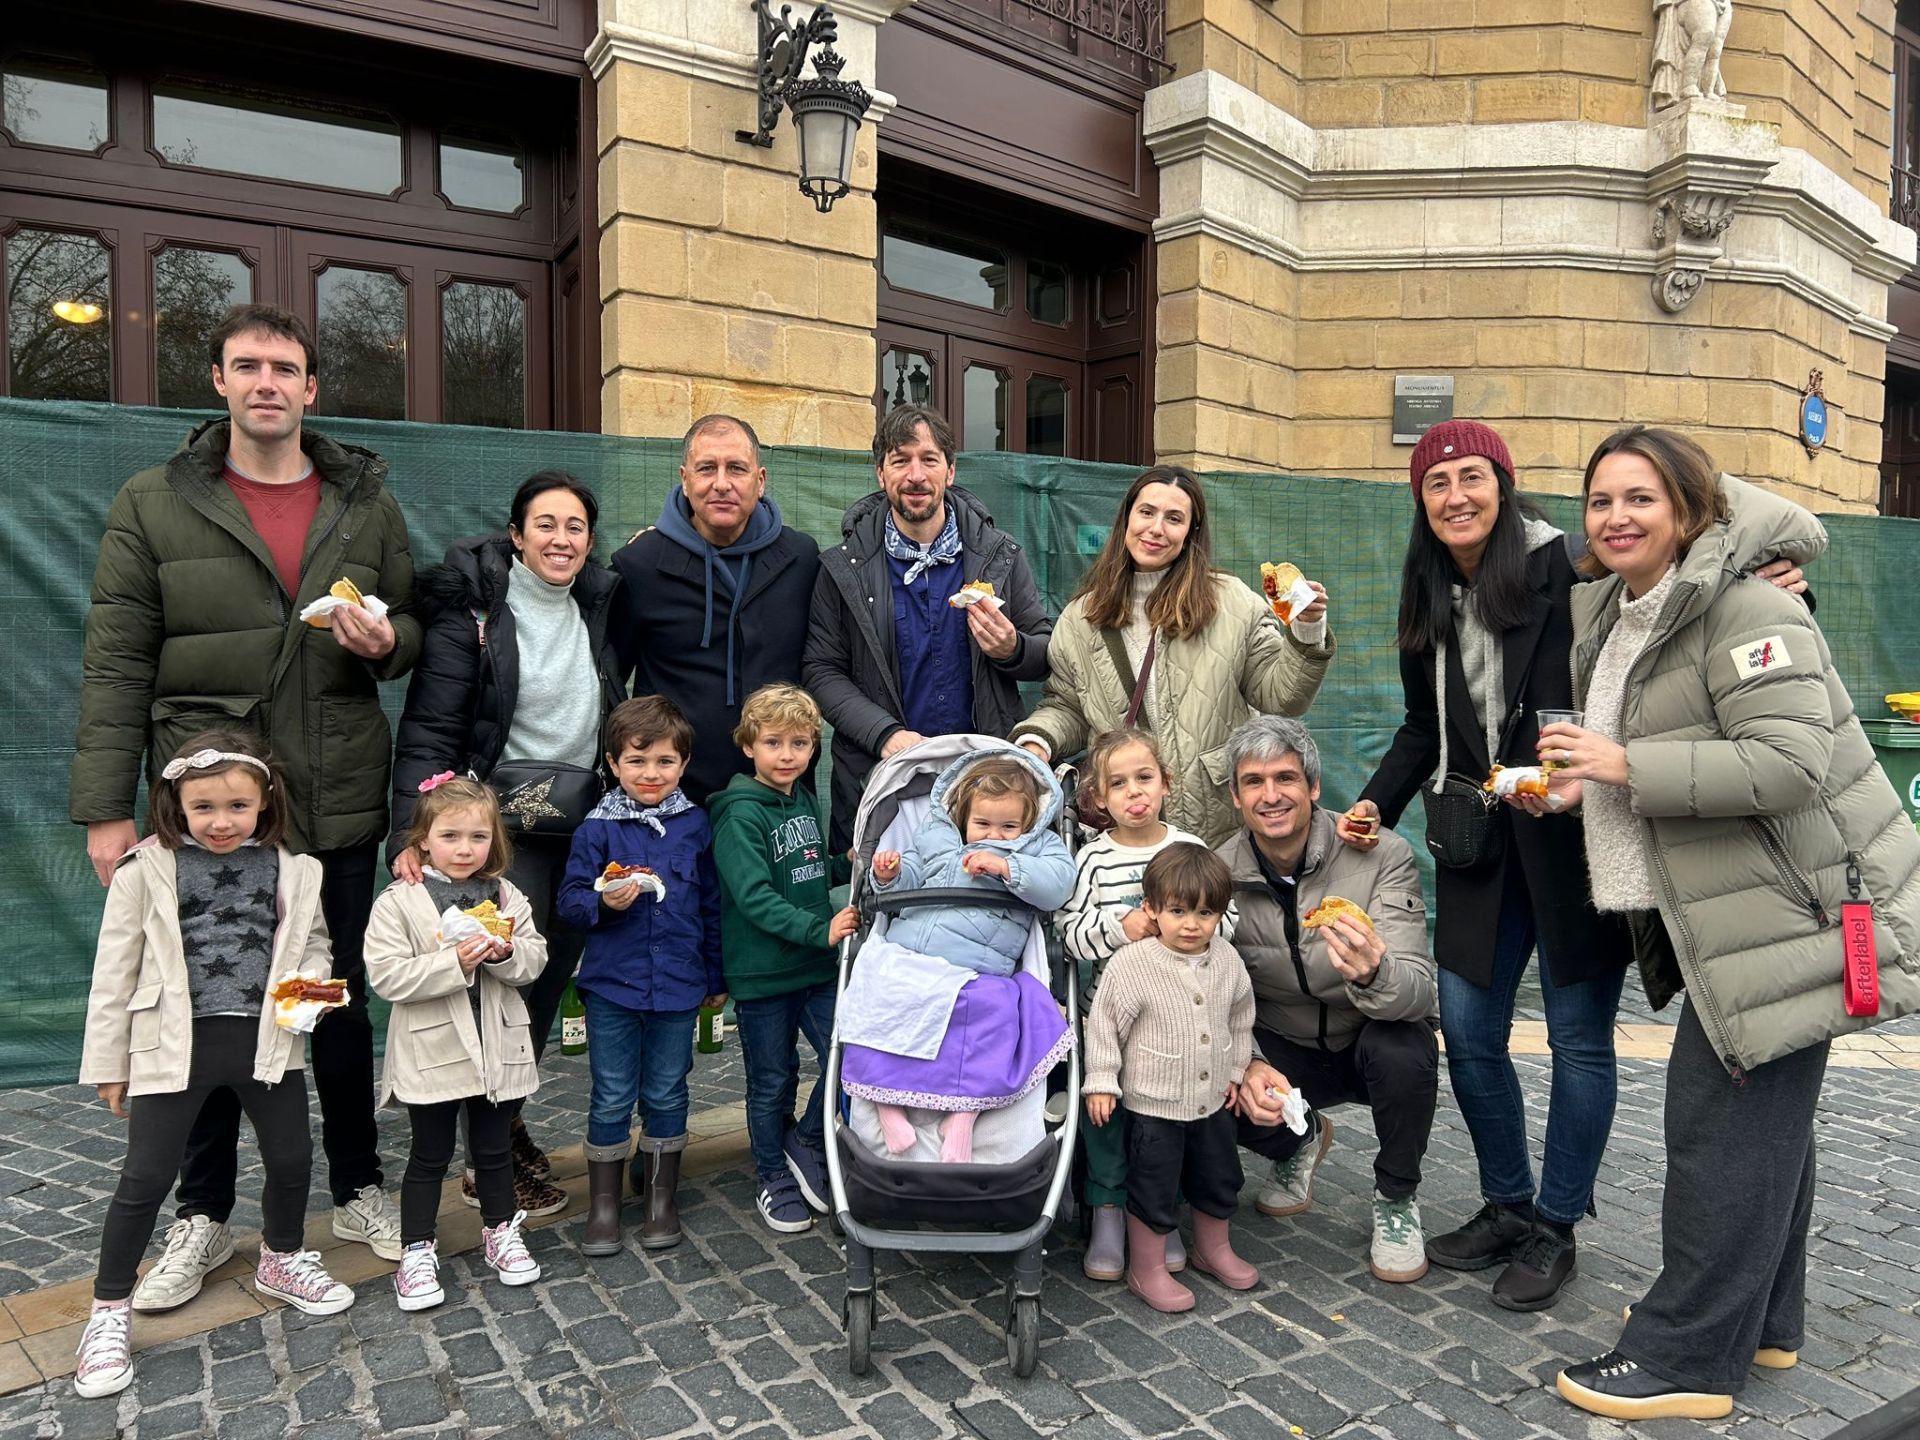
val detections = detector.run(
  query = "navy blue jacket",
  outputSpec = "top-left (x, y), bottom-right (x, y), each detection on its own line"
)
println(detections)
top-left (557, 809), bottom-right (725, 1011)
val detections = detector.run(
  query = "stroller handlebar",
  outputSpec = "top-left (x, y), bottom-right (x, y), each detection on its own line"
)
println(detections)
top-left (861, 887), bottom-right (1044, 922)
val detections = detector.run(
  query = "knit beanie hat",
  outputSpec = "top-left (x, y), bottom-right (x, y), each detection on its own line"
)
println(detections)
top-left (1408, 420), bottom-right (1514, 491)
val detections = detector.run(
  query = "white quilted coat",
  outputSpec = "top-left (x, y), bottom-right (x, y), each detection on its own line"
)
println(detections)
top-left (1018, 574), bottom-right (1334, 845)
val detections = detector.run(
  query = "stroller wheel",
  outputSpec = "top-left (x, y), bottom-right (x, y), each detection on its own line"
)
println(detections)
top-left (1007, 1294), bottom-right (1040, 1378)
top-left (846, 1289), bottom-right (875, 1375)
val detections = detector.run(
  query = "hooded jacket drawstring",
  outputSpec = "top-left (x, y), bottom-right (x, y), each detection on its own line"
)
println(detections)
top-left (654, 486), bottom-right (783, 706)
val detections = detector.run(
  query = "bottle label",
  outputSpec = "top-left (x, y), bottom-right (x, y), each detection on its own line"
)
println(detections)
top-left (562, 1015), bottom-right (588, 1048)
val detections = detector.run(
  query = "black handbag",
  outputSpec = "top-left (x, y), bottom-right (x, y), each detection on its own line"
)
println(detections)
top-left (1422, 774), bottom-right (1506, 870)
top-left (484, 760), bottom-right (600, 835)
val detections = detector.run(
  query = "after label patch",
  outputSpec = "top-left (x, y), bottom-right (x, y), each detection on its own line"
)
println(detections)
top-left (1731, 635), bottom-right (1792, 678)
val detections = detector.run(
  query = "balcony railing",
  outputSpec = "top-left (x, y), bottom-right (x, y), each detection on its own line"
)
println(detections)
top-left (1003, 0), bottom-right (1168, 70)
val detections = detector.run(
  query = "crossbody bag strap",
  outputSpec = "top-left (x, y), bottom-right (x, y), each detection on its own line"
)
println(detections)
top-left (1100, 628), bottom-right (1157, 729)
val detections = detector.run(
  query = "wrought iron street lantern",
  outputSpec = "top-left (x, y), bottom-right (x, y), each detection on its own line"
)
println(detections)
top-left (737, 1), bottom-right (873, 214)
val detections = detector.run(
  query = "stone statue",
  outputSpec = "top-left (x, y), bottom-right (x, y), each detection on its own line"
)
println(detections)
top-left (1651, 0), bottom-right (1733, 108)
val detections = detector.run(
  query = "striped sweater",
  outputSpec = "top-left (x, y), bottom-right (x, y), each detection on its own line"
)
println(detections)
top-left (1082, 936), bottom-right (1255, 1122)
top-left (1060, 826), bottom-right (1235, 1014)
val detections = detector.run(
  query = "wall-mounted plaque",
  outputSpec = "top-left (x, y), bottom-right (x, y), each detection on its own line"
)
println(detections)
top-left (1392, 375), bottom-right (1455, 445)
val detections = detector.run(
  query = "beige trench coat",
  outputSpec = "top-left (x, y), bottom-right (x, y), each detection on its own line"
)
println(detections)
top-left (79, 842), bottom-right (329, 1096)
top-left (363, 879), bottom-right (548, 1107)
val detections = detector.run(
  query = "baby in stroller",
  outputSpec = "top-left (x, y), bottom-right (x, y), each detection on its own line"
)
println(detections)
top-left (837, 751), bottom-right (1075, 1163)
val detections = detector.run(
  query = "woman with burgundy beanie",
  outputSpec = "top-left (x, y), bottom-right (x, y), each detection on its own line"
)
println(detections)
top-left (1338, 420), bottom-right (1806, 1313)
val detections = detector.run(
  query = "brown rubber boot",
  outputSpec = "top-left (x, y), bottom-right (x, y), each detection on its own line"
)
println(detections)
top-left (1124, 1214), bottom-right (1194, 1313)
top-left (1187, 1211), bottom-right (1259, 1290)
top-left (581, 1144), bottom-right (628, 1257)
top-left (639, 1136), bottom-right (685, 1250)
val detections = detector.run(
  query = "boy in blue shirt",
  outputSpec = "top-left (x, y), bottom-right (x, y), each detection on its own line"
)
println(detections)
top-left (559, 695), bottom-right (723, 1255)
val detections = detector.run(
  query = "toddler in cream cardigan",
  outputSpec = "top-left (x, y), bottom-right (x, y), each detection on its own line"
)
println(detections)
top-left (1083, 842), bottom-right (1257, 1313)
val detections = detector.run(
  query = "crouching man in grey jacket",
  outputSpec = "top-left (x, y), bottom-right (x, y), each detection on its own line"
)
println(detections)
top-left (1216, 715), bottom-right (1440, 1284)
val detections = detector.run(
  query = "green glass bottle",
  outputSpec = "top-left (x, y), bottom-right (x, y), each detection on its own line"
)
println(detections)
top-left (696, 1002), bottom-right (724, 1054)
top-left (560, 981), bottom-right (587, 1056)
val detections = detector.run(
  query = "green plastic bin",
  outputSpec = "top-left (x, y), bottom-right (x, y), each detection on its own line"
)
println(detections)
top-left (1862, 718), bottom-right (1920, 826)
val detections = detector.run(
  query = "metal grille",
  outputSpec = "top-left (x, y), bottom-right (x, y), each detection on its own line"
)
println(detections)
top-left (1004, 0), bottom-right (1167, 68)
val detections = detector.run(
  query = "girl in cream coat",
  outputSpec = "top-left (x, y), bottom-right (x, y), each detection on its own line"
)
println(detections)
top-left (365, 777), bottom-right (548, 1311)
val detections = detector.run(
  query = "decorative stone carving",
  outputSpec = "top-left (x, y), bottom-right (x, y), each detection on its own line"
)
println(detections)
top-left (1651, 0), bottom-right (1734, 110)
top-left (1645, 98), bottom-right (1771, 312)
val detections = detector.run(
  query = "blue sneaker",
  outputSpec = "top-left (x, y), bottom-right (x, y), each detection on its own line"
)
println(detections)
top-left (756, 1174), bottom-right (813, 1234)
top-left (784, 1132), bottom-right (830, 1214)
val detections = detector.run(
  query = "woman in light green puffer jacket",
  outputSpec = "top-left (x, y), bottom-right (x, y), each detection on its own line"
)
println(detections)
top-left (1540, 428), bottom-right (1920, 1425)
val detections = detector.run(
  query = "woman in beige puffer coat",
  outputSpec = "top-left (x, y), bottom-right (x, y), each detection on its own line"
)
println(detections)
top-left (1541, 427), bottom-right (1920, 1424)
top-left (1014, 466), bottom-right (1335, 844)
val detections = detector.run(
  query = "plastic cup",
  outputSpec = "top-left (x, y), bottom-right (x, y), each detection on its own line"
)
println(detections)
top-left (1537, 709), bottom-right (1584, 770)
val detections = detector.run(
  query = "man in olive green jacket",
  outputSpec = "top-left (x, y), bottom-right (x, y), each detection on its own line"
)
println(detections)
top-left (69, 304), bottom-right (421, 1301)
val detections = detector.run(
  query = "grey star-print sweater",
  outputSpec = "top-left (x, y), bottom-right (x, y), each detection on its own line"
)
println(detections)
top-left (175, 846), bottom-right (280, 1017)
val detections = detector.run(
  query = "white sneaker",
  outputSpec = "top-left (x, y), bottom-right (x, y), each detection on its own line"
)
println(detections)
top-left (255, 1246), bottom-right (356, 1315)
top-left (332, 1184), bottom-right (404, 1261)
top-left (1255, 1113), bottom-right (1334, 1218)
top-left (393, 1241), bottom-right (444, 1312)
top-left (132, 1215), bottom-right (235, 1312)
top-left (481, 1210), bottom-right (540, 1286)
top-left (1370, 1190), bottom-right (1430, 1283)
top-left (73, 1301), bottom-right (133, 1398)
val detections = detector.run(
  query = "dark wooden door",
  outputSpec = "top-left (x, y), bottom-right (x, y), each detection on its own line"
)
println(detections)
top-left (1882, 364), bottom-right (1920, 518)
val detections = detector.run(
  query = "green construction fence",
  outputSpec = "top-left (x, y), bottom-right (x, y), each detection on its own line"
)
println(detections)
top-left (4, 396), bottom-right (1919, 1086)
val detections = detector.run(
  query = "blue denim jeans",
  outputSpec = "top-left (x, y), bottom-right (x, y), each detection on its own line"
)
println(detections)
top-left (1437, 865), bottom-right (1626, 1227)
top-left (733, 981), bottom-right (835, 1182)
top-left (582, 991), bottom-right (698, 1148)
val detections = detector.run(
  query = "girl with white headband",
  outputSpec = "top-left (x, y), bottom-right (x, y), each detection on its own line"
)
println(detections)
top-left (73, 730), bottom-right (354, 1400)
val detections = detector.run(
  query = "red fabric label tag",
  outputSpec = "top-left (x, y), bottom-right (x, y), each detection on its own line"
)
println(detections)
top-left (1841, 902), bottom-right (1879, 1018)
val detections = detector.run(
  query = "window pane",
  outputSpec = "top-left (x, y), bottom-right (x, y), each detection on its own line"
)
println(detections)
top-left (883, 230), bottom-right (1008, 312)
top-left (315, 266), bottom-right (406, 420)
top-left (442, 281), bottom-right (525, 429)
top-left (1026, 376), bottom-right (1069, 456)
top-left (154, 86), bottom-right (402, 194)
top-left (1027, 259), bottom-right (1069, 325)
top-left (154, 247), bottom-right (252, 409)
top-left (2, 64), bottom-right (109, 150)
top-left (5, 228), bottom-right (110, 401)
top-left (441, 136), bottom-right (525, 213)
top-left (880, 346), bottom-right (935, 415)
top-left (963, 364), bottom-right (1007, 453)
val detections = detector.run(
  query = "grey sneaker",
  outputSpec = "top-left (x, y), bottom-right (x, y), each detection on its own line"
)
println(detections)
top-left (332, 1184), bottom-right (404, 1261)
top-left (1255, 1113), bottom-right (1334, 1218)
top-left (1369, 1190), bottom-right (1429, 1283)
top-left (132, 1215), bottom-right (235, 1312)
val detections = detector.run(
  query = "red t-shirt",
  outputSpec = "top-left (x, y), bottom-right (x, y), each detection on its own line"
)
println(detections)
top-left (224, 462), bottom-right (322, 599)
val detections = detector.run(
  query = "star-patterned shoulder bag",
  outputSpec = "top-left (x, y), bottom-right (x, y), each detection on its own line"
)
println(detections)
top-left (467, 605), bottom-right (601, 835)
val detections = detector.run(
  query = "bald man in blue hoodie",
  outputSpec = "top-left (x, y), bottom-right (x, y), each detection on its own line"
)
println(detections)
top-left (612, 415), bottom-right (820, 804)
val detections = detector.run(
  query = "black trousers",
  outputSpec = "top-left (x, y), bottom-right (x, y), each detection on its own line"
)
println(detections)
top-left (1234, 1019), bottom-right (1439, 1202)
top-left (500, 834), bottom-right (585, 1127)
top-left (98, 1019), bottom-right (310, 1300)
top-left (177, 843), bottom-right (382, 1217)
top-left (1125, 1106), bottom-right (1243, 1233)
top-left (403, 1096), bottom-right (513, 1240)
top-left (1618, 999), bottom-right (1829, 1395)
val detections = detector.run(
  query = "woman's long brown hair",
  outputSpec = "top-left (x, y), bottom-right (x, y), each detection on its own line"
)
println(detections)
top-left (1073, 465), bottom-right (1220, 639)
top-left (1575, 426), bottom-right (1728, 581)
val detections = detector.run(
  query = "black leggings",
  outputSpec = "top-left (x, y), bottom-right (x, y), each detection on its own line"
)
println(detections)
top-left (96, 1018), bottom-right (310, 1301)
top-left (404, 1096), bottom-right (513, 1240)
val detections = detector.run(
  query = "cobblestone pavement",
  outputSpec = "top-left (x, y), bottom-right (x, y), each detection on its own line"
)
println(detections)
top-left (1, 983), bottom-right (1917, 1439)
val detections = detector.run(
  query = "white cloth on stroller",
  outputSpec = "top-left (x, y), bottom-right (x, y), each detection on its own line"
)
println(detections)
top-left (833, 938), bottom-right (972, 1061)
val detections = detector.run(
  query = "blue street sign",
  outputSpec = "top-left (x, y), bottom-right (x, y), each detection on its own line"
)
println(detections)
top-left (1802, 392), bottom-right (1828, 452)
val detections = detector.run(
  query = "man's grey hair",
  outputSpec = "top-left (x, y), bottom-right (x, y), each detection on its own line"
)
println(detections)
top-left (683, 413), bottom-right (762, 468)
top-left (1225, 715), bottom-right (1321, 789)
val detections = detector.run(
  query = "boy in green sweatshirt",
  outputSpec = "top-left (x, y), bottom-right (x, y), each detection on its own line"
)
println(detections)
top-left (710, 685), bottom-right (858, 1234)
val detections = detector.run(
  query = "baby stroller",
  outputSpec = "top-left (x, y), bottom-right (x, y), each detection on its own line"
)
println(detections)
top-left (823, 734), bottom-right (1080, 1378)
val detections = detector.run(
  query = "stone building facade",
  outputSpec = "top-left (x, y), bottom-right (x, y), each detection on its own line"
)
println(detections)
top-left (4, 0), bottom-right (1914, 512)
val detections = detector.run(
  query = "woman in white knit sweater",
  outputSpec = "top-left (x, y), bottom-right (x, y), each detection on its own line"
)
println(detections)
top-left (1539, 428), bottom-right (1920, 1424)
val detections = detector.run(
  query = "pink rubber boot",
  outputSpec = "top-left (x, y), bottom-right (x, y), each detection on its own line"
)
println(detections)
top-left (1124, 1214), bottom-right (1195, 1313)
top-left (1188, 1212), bottom-right (1259, 1290)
